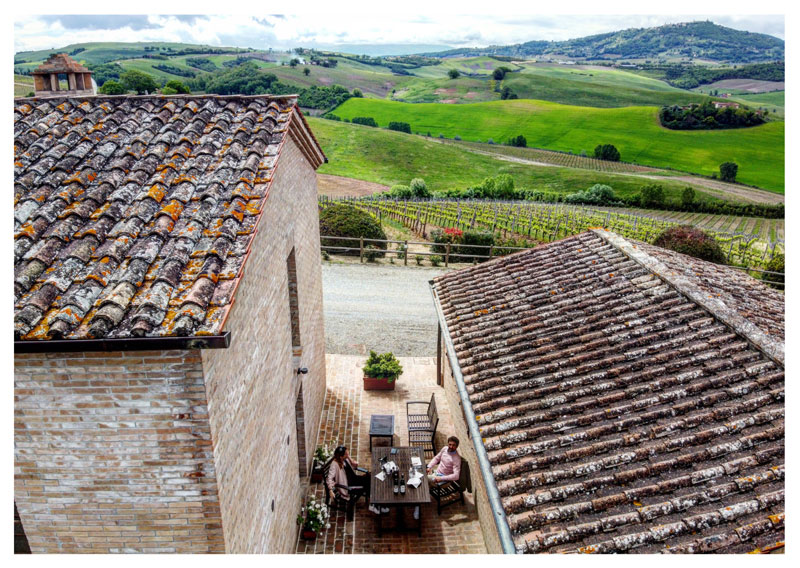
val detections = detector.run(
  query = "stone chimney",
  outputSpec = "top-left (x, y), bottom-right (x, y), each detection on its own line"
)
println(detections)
top-left (32, 53), bottom-right (94, 98)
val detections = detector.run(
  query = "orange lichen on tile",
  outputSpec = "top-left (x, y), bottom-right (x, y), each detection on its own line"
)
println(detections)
top-left (146, 185), bottom-right (167, 203)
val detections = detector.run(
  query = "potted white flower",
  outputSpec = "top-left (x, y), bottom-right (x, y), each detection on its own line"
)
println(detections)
top-left (297, 497), bottom-right (330, 540)
top-left (311, 439), bottom-right (336, 483)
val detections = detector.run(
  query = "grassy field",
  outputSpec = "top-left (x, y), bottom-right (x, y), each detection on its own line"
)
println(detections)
top-left (13, 42), bottom-right (248, 70)
top-left (330, 98), bottom-right (784, 192)
top-left (503, 63), bottom-right (713, 108)
top-left (14, 74), bottom-right (33, 97)
top-left (413, 56), bottom-right (523, 78)
top-left (308, 117), bottom-right (741, 203)
top-left (731, 91), bottom-right (785, 118)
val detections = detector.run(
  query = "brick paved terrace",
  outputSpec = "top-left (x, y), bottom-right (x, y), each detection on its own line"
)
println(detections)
top-left (296, 355), bottom-right (487, 554)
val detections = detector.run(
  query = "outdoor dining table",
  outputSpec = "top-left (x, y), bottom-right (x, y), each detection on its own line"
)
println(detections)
top-left (370, 446), bottom-right (430, 536)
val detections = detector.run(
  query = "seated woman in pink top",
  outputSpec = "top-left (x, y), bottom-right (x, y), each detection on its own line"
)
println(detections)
top-left (326, 445), bottom-right (387, 515)
top-left (427, 436), bottom-right (461, 485)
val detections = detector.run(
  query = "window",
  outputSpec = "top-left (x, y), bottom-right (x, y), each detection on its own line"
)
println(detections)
top-left (287, 248), bottom-right (301, 353)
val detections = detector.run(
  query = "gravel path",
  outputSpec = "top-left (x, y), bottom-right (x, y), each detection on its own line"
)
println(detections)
top-left (322, 262), bottom-right (451, 356)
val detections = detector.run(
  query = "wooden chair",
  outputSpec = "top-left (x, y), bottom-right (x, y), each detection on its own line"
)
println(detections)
top-left (407, 393), bottom-right (439, 456)
top-left (321, 458), bottom-right (368, 521)
top-left (429, 459), bottom-right (472, 515)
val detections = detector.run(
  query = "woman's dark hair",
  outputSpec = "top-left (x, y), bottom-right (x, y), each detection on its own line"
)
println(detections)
top-left (333, 446), bottom-right (347, 460)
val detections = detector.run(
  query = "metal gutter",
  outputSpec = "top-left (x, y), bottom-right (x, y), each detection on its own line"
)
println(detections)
top-left (429, 281), bottom-right (518, 554)
top-left (14, 331), bottom-right (231, 354)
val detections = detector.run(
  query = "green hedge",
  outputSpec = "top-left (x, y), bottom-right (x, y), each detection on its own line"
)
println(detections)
top-left (319, 204), bottom-right (387, 256)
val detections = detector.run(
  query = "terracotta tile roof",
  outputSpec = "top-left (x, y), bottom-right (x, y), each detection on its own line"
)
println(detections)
top-left (32, 53), bottom-right (91, 75)
top-left (14, 95), bottom-right (324, 341)
top-left (432, 230), bottom-right (784, 554)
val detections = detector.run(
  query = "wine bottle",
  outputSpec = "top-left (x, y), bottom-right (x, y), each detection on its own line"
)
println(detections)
top-left (400, 474), bottom-right (406, 495)
top-left (393, 471), bottom-right (399, 494)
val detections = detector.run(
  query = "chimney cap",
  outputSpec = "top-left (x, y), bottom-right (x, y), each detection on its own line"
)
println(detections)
top-left (32, 53), bottom-right (91, 75)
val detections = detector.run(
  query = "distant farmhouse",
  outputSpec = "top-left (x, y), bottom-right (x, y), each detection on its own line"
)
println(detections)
top-left (713, 101), bottom-right (741, 109)
top-left (431, 230), bottom-right (784, 554)
top-left (14, 55), bottom-right (328, 553)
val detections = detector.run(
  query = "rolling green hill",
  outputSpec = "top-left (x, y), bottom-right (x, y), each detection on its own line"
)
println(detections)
top-left (14, 41), bottom-right (743, 110)
top-left (309, 117), bottom-right (747, 203)
top-left (425, 21), bottom-right (784, 63)
top-left (330, 98), bottom-right (784, 192)
top-left (13, 42), bottom-right (251, 70)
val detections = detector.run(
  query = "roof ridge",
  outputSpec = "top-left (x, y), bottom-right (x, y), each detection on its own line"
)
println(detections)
top-left (592, 229), bottom-right (784, 367)
top-left (14, 93), bottom-right (302, 103)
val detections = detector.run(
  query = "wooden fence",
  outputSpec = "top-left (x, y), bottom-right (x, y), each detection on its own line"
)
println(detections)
top-left (319, 234), bottom-right (784, 288)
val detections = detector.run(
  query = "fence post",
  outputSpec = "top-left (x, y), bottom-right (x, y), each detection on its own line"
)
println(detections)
top-left (359, 237), bottom-right (364, 263)
top-left (445, 243), bottom-right (450, 267)
top-left (404, 240), bottom-right (408, 266)
top-left (488, 244), bottom-right (494, 259)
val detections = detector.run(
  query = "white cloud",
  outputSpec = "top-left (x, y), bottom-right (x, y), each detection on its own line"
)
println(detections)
top-left (12, 6), bottom-right (785, 53)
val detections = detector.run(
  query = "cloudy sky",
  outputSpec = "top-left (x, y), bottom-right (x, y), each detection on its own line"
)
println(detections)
top-left (13, 3), bottom-right (785, 54)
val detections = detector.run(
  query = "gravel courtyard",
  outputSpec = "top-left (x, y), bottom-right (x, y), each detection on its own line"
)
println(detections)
top-left (321, 262), bottom-right (451, 356)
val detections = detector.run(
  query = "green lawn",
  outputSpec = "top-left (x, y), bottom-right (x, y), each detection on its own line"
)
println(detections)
top-left (309, 117), bottom-right (735, 203)
top-left (330, 98), bottom-right (784, 192)
top-left (731, 91), bottom-right (785, 118)
top-left (413, 56), bottom-right (522, 78)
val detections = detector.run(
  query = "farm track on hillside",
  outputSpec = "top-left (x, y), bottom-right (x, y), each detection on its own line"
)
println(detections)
top-left (444, 140), bottom-right (784, 205)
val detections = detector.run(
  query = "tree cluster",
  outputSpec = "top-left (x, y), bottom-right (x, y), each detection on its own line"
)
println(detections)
top-left (152, 64), bottom-right (195, 78)
top-left (492, 66), bottom-right (513, 80)
top-left (387, 121), bottom-right (412, 134)
top-left (594, 144), bottom-right (621, 161)
top-left (500, 86), bottom-right (518, 99)
top-left (87, 62), bottom-right (124, 86)
top-left (563, 184), bottom-right (619, 205)
top-left (351, 116), bottom-right (378, 127)
top-left (507, 135), bottom-right (527, 147)
top-left (185, 57), bottom-right (218, 72)
top-left (719, 162), bottom-right (738, 183)
top-left (659, 102), bottom-right (765, 130)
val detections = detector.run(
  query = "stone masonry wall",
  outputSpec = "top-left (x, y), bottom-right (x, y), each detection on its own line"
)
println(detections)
top-left (440, 353), bottom-right (503, 554)
top-left (201, 136), bottom-right (326, 553)
top-left (14, 350), bottom-right (225, 553)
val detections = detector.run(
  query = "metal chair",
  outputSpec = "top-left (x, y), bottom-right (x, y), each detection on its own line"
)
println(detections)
top-left (407, 393), bottom-right (439, 456)
top-left (429, 459), bottom-right (472, 515)
top-left (322, 458), bottom-right (368, 521)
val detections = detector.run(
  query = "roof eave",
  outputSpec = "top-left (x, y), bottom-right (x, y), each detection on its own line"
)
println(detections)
top-left (430, 280), bottom-right (519, 554)
top-left (289, 105), bottom-right (328, 167)
top-left (14, 331), bottom-right (231, 354)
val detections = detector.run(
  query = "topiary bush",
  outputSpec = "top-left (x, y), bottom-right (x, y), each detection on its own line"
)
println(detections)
top-left (319, 205), bottom-right (387, 256)
top-left (762, 253), bottom-right (784, 290)
top-left (652, 225), bottom-right (726, 265)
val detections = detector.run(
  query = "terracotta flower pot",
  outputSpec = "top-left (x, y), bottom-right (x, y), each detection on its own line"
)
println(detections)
top-left (302, 528), bottom-right (317, 540)
top-left (310, 459), bottom-right (324, 483)
top-left (363, 375), bottom-right (396, 390)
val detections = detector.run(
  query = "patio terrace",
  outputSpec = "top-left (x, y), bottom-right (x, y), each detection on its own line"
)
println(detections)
top-left (295, 355), bottom-right (487, 554)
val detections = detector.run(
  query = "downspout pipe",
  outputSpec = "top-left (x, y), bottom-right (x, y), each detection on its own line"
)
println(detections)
top-left (430, 282), bottom-right (518, 554)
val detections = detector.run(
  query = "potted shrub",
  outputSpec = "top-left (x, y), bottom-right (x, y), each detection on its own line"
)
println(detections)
top-left (362, 350), bottom-right (403, 391)
top-left (297, 497), bottom-right (330, 541)
top-left (310, 439), bottom-right (336, 483)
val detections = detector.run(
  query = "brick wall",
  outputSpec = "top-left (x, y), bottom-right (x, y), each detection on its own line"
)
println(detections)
top-left (14, 350), bottom-right (225, 553)
top-left (14, 135), bottom-right (325, 555)
top-left (440, 354), bottom-right (503, 554)
top-left (201, 137), bottom-right (326, 553)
